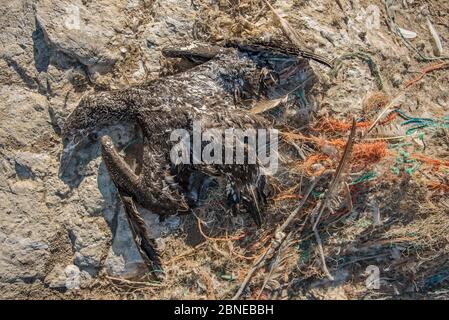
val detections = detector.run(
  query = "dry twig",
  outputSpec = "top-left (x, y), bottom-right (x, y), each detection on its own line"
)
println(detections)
top-left (232, 176), bottom-right (322, 299)
top-left (311, 117), bottom-right (357, 280)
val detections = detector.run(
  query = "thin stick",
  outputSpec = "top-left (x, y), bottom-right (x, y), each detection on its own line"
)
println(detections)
top-left (279, 177), bottom-right (322, 234)
top-left (165, 242), bottom-right (206, 264)
top-left (344, 181), bottom-right (353, 213)
top-left (105, 276), bottom-right (164, 287)
top-left (313, 222), bottom-right (333, 280)
top-left (231, 176), bottom-right (322, 299)
top-left (196, 216), bottom-right (245, 242)
top-left (312, 118), bottom-right (357, 280)
top-left (256, 234), bottom-right (288, 299)
top-left (231, 245), bottom-right (271, 300)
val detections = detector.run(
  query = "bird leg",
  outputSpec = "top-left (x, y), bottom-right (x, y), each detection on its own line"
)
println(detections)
top-left (100, 135), bottom-right (163, 276)
top-left (100, 135), bottom-right (141, 196)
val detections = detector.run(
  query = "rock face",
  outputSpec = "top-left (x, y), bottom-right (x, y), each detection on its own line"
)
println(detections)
top-left (0, 0), bottom-right (194, 296)
top-left (35, 0), bottom-right (121, 74)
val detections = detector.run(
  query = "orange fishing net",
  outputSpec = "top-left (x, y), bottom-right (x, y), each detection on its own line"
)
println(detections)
top-left (314, 112), bottom-right (397, 133)
top-left (411, 153), bottom-right (449, 171)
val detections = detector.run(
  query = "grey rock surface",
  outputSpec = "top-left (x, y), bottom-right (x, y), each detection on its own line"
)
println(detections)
top-left (0, 0), bottom-right (194, 296)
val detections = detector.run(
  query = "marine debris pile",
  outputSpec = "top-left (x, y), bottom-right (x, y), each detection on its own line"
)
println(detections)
top-left (96, 0), bottom-right (448, 300)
